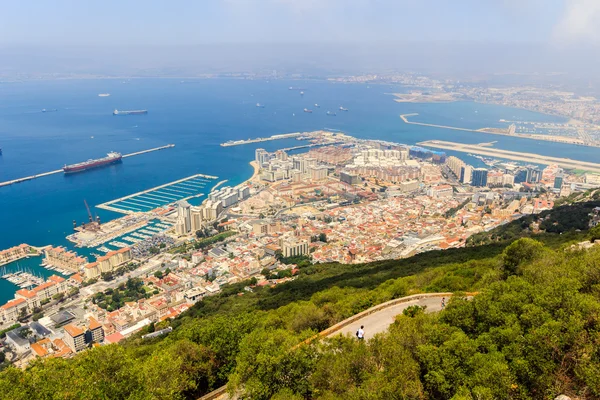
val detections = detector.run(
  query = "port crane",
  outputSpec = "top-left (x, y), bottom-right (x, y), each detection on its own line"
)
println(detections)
top-left (84, 199), bottom-right (93, 223)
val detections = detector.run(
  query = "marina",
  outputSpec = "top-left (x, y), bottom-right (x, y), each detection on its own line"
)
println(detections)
top-left (418, 140), bottom-right (600, 173)
top-left (97, 173), bottom-right (218, 214)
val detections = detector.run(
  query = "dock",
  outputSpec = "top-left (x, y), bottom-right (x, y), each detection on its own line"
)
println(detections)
top-left (280, 141), bottom-right (345, 152)
top-left (97, 173), bottom-right (218, 214)
top-left (418, 140), bottom-right (600, 173)
top-left (401, 114), bottom-right (594, 147)
top-left (221, 133), bottom-right (303, 147)
top-left (0, 144), bottom-right (176, 188)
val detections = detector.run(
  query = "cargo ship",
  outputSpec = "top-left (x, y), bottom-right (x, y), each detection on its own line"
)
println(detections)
top-left (113, 109), bottom-right (147, 115)
top-left (63, 152), bottom-right (122, 174)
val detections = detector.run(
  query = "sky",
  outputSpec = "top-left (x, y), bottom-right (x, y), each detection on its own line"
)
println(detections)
top-left (1, 0), bottom-right (599, 46)
top-left (1, 0), bottom-right (600, 77)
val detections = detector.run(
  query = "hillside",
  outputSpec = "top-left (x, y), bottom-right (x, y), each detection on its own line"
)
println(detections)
top-left (0, 204), bottom-right (599, 400)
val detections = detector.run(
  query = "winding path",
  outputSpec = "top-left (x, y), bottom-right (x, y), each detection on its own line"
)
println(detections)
top-left (334, 295), bottom-right (446, 340)
top-left (200, 293), bottom-right (457, 400)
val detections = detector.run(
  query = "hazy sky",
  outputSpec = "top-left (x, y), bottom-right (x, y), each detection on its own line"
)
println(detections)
top-left (1, 0), bottom-right (599, 46)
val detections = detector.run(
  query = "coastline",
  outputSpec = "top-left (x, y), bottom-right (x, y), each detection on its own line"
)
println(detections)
top-left (243, 161), bottom-right (260, 186)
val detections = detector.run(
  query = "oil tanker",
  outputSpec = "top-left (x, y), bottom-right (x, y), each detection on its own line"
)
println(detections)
top-left (63, 152), bottom-right (122, 174)
top-left (113, 109), bottom-right (147, 115)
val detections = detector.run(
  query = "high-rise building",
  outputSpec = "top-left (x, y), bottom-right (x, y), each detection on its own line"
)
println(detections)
top-left (175, 200), bottom-right (192, 235)
top-left (340, 171), bottom-right (360, 185)
top-left (526, 167), bottom-right (542, 183)
top-left (446, 156), bottom-right (466, 178)
top-left (255, 148), bottom-right (270, 167)
top-left (460, 165), bottom-right (473, 184)
top-left (554, 175), bottom-right (564, 189)
top-left (309, 166), bottom-right (328, 181)
top-left (502, 174), bottom-right (515, 186)
top-left (471, 168), bottom-right (488, 187)
top-left (64, 324), bottom-right (86, 352)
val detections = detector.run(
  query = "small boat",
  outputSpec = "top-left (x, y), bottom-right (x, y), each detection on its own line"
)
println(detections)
top-left (98, 93), bottom-right (111, 97)
top-left (326, 111), bottom-right (337, 116)
top-left (339, 106), bottom-right (348, 111)
top-left (303, 108), bottom-right (313, 113)
top-left (256, 103), bottom-right (265, 108)
top-left (300, 91), bottom-right (304, 96)
top-left (314, 104), bottom-right (320, 108)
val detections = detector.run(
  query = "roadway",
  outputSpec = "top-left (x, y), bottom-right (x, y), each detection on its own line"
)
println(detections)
top-left (335, 296), bottom-right (445, 340)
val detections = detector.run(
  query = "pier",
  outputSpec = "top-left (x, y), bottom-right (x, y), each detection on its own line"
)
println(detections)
top-left (280, 141), bottom-right (345, 152)
top-left (401, 114), bottom-right (595, 147)
top-left (97, 173), bottom-right (218, 214)
top-left (0, 144), bottom-right (176, 188)
top-left (221, 132), bottom-right (303, 147)
top-left (418, 140), bottom-right (600, 173)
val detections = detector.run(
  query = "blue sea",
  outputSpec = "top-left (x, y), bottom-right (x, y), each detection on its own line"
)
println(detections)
top-left (0, 78), bottom-right (596, 303)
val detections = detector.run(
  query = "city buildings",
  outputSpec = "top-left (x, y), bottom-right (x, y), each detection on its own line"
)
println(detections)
top-left (43, 246), bottom-right (88, 273)
top-left (174, 200), bottom-right (192, 236)
top-left (460, 165), bottom-right (473, 184)
top-left (340, 171), bottom-right (361, 185)
top-left (471, 168), bottom-right (488, 187)
top-left (0, 275), bottom-right (69, 324)
top-left (280, 237), bottom-right (310, 258)
top-left (0, 244), bottom-right (33, 266)
top-left (64, 324), bottom-right (86, 352)
top-left (84, 248), bottom-right (132, 280)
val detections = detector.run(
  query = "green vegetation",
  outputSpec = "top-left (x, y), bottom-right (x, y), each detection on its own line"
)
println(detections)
top-left (0, 324), bottom-right (20, 339)
top-left (170, 231), bottom-right (237, 254)
top-left (444, 198), bottom-right (470, 218)
top-left (91, 278), bottom-right (150, 311)
top-left (467, 200), bottom-right (600, 246)
top-left (2, 204), bottom-right (600, 399)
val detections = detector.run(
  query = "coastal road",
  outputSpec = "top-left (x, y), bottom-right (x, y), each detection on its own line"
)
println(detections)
top-left (334, 295), bottom-right (445, 340)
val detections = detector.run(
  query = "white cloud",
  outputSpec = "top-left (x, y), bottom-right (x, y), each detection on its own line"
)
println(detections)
top-left (554, 0), bottom-right (600, 43)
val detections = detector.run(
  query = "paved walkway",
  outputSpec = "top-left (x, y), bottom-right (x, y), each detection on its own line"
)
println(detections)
top-left (335, 296), bottom-right (445, 340)
top-left (200, 293), bottom-right (450, 400)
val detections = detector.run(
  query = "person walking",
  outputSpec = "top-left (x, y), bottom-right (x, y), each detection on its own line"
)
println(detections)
top-left (441, 297), bottom-right (446, 309)
top-left (356, 325), bottom-right (365, 340)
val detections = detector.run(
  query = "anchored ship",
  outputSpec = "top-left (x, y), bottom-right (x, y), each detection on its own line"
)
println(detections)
top-left (113, 109), bottom-right (148, 115)
top-left (63, 152), bottom-right (122, 174)
top-left (256, 103), bottom-right (265, 108)
top-left (303, 108), bottom-right (313, 113)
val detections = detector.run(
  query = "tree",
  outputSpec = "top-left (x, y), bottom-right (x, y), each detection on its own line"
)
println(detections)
top-left (154, 271), bottom-right (164, 279)
top-left (32, 312), bottom-right (44, 322)
top-left (501, 238), bottom-right (545, 276)
top-left (52, 292), bottom-right (65, 301)
top-left (318, 233), bottom-right (327, 243)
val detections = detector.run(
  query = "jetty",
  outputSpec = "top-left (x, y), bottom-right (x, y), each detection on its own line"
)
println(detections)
top-left (280, 141), bottom-right (345, 152)
top-left (97, 173), bottom-right (218, 214)
top-left (418, 140), bottom-right (600, 173)
top-left (221, 133), bottom-right (303, 147)
top-left (0, 144), bottom-right (176, 188)
top-left (401, 114), bottom-right (594, 147)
